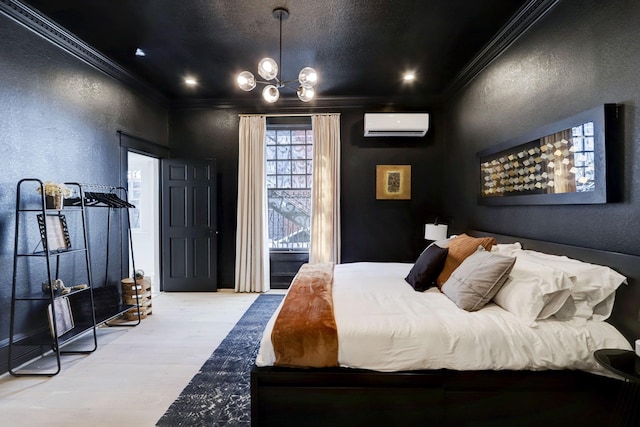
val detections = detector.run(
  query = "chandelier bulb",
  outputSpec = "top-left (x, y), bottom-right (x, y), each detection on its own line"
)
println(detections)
top-left (258, 58), bottom-right (278, 81)
top-left (297, 86), bottom-right (315, 102)
top-left (298, 67), bottom-right (318, 88)
top-left (263, 85), bottom-right (280, 103)
top-left (237, 71), bottom-right (256, 91)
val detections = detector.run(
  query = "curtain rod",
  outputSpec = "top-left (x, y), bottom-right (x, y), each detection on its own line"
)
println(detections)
top-left (238, 113), bottom-right (340, 118)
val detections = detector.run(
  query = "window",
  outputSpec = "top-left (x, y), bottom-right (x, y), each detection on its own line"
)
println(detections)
top-left (127, 169), bottom-right (142, 230)
top-left (571, 122), bottom-right (595, 192)
top-left (266, 117), bottom-right (312, 250)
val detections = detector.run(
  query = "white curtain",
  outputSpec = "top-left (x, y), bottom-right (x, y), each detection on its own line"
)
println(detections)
top-left (310, 113), bottom-right (341, 264)
top-left (235, 115), bottom-right (270, 292)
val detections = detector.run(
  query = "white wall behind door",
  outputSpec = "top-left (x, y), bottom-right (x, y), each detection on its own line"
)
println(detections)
top-left (128, 152), bottom-right (160, 294)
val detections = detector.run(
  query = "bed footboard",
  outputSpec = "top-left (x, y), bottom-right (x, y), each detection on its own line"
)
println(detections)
top-left (251, 366), bottom-right (621, 426)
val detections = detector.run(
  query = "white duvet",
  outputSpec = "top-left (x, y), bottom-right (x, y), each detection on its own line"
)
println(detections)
top-left (256, 262), bottom-right (631, 375)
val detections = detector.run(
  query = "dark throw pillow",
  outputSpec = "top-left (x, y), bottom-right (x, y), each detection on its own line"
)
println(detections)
top-left (405, 244), bottom-right (449, 291)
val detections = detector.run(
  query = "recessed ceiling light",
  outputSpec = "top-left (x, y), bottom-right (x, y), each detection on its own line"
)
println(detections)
top-left (185, 77), bottom-right (198, 86)
top-left (135, 48), bottom-right (146, 57)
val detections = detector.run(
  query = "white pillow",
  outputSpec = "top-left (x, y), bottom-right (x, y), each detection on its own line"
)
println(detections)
top-left (516, 250), bottom-right (627, 321)
top-left (493, 255), bottom-right (574, 326)
top-left (491, 242), bottom-right (522, 256)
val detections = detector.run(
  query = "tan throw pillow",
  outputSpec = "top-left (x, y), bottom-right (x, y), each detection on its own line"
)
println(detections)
top-left (441, 248), bottom-right (516, 311)
top-left (436, 233), bottom-right (497, 287)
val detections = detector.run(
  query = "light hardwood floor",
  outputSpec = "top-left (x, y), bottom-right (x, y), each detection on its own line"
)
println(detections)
top-left (0, 290), bottom-right (281, 426)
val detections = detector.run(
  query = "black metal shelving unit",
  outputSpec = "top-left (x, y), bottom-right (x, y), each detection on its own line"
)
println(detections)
top-left (9, 179), bottom-right (97, 376)
top-left (8, 179), bottom-right (140, 377)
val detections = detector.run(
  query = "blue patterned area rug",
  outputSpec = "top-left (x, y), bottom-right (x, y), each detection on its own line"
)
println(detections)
top-left (156, 294), bottom-right (283, 427)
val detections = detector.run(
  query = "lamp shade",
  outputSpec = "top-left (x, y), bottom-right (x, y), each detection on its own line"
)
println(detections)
top-left (424, 223), bottom-right (448, 241)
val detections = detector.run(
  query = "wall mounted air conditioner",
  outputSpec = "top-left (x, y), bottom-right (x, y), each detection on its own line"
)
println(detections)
top-left (364, 113), bottom-right (429, 137)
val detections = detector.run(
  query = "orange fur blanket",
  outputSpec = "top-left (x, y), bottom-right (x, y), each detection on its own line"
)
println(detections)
top-left (271, 262), bottom-right (338, 368)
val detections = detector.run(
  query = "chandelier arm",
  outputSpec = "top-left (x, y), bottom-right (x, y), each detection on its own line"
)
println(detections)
top-left (279, 78), bottom-right (299, 86)
top-left (279, 84), bottom-right (298, 92)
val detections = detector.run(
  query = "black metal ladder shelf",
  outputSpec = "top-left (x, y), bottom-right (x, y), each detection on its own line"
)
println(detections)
top-left (9, 179), bottom-right (97, 376)
top-left (8, 180), bottom-right (141, 377)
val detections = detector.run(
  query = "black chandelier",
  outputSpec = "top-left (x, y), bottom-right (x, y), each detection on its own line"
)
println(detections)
top-left (237, 7), bottom-right (318, 103)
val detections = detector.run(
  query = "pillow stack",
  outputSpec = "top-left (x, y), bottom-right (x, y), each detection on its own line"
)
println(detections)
top-left (405, 233), bottom-right (499, 296)
top-left (405, 233), bottom-right (627, 325)
top-left (491, 255), bottom-right (574, 326)
top-left (512, 249), bottom-right (627, 321)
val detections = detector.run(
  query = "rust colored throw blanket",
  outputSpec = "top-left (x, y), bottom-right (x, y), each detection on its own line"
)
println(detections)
top-left (271, 262), bottom-right (339, 368)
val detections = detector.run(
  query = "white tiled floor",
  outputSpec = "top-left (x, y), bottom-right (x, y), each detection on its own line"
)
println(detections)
top-left (0, 289), bottom-right (281, 427)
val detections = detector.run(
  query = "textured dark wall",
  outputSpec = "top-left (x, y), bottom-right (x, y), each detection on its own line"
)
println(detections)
top-left (340, 111), bottom-right (444, 263)
top-left (169, 106), bottom-right (443, 287)
top-left (0, 14), bottom-right (167, 373)
top-left (444, 0), bottom-right (640, 255)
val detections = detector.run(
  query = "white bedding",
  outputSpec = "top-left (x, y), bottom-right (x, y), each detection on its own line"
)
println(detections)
top-left (256, 262), bottom-right (631, 375)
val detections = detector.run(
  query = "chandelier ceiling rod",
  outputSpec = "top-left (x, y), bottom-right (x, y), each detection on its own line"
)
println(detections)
top-left (277, 8), bottom-right (284, 85)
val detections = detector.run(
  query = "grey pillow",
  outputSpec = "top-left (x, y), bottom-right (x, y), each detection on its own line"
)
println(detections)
top-left (441, 248), bottom-right (516, 312)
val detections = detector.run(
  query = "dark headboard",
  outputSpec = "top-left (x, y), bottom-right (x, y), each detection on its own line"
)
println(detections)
top-left (470, 231), bottom-right (640, 345)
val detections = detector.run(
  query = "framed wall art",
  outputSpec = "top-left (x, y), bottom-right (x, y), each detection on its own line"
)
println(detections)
top-left (478, 104), bottom-right (618, 206)
top-left (37, 214), bottom-right (72, 253)
top-left (376, 165), bottom-right (411, 200)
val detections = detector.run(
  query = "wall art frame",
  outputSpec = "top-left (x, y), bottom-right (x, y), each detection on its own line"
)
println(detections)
top-left (477, 104), bottom-right (619, 206)
top-left (376, 165), bottom-right (411, 200)
top-left (37, 214), bottom-right (72, 253)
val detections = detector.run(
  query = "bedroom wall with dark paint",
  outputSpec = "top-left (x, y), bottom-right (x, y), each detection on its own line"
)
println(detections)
top-left (0, 14), bottom-right (167, 373)
top-left (444, 0), bottom-right (640, 256)
top-left (168, 107), bottom-right (444, 288)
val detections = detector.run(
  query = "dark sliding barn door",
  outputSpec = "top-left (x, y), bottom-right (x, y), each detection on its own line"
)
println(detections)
top-left (161, 159), bottom-right (217, 291)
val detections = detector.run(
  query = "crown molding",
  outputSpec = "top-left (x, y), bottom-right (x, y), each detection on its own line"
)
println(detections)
top-left (168, 95), bottom-right (438, 112)
top-left (0, 0), bottom-right (167, 105)
top-left (444, 0), bottom-right (560, 98)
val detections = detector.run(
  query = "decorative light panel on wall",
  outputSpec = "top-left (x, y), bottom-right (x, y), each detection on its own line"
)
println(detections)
top-left (478, 104), bottom-right (618, 206)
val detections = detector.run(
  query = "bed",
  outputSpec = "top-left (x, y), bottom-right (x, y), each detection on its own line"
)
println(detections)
top-left (251, 232), bottom-right (640, 426)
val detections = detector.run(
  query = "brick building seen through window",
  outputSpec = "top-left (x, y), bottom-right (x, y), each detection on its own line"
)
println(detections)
top-left (266, 117), bottom-right (313, 250)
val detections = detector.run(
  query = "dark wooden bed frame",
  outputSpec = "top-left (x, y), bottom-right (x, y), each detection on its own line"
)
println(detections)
top-left (251, 232), bottom-right (640, 426)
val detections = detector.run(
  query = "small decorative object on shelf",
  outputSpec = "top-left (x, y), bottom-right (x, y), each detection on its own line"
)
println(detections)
top-left (36, 214), bottom-right (71, 253)
top-left (41, 279), bottom-right (88, 295)
top-left (36, 181), bottom-right (73, 210)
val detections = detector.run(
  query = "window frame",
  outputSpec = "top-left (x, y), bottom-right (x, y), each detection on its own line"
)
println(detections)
top-left (266, 117), bottom-right (313, 252)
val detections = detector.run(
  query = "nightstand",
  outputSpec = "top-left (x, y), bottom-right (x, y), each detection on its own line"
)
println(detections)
top-left (594, 349), bottom-right (640, 426)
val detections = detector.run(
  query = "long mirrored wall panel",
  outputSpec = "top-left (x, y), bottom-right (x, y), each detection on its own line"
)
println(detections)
top-left (478, 104), bottom-right (616, 206)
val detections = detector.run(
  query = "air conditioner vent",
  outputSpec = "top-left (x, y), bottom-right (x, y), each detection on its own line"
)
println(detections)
top-left (364, 113), bottom-right (429, 137)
